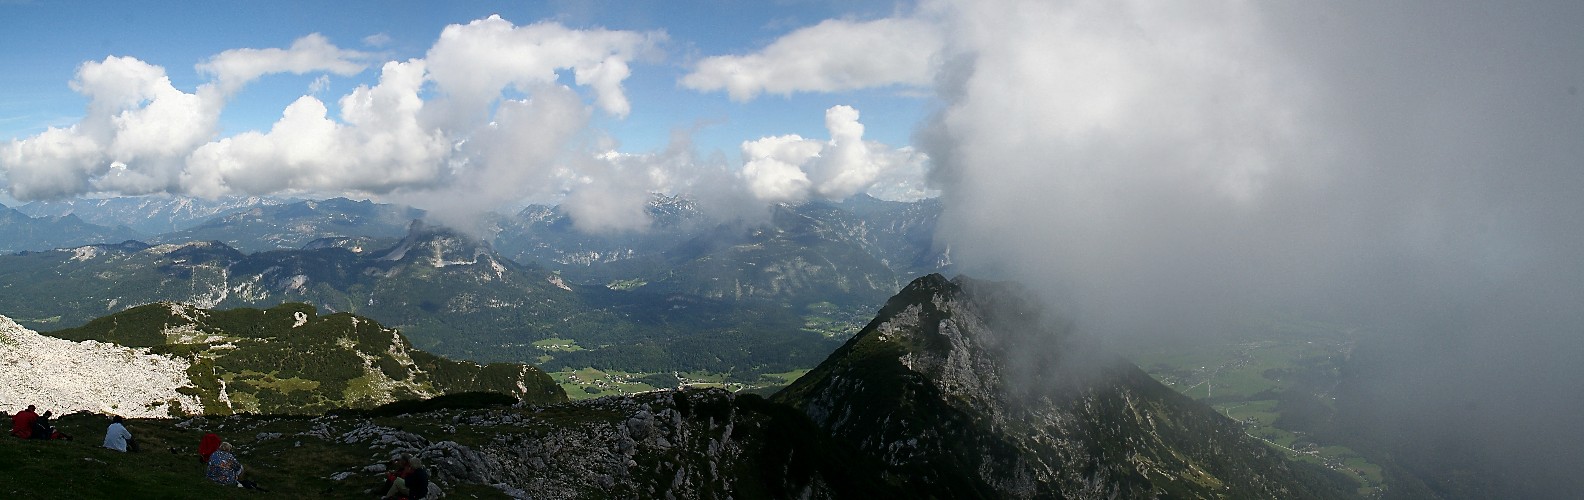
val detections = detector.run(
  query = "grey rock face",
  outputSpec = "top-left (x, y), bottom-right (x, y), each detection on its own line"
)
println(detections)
top-left (209, 388), bottom-right (868, 499)
top-left (420, 441), bottom-right (496, 484)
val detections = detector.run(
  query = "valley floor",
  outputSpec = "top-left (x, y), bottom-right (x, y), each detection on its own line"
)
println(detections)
top-left (1126, 328), bottom-right (1385, 498)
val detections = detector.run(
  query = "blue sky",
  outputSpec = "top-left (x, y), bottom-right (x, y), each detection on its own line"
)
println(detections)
top-left (0, 0), bottom-right (926, 155)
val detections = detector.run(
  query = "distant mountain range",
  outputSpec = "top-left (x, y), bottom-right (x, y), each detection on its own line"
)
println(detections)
top-left (493, 193), bottom-right (947, 312)
top-left (0, 194), bottom-right (947, 382)
top-left (0, 221), bottom-right (843, 381)
top-left (14, 195), bottom-right (282, 235)
top-left (7, 195), bottom-right (948, 314)
top-left (150, 197), bottom-right (421, 253)
top-left (0, 202), bottom-right (141, 253)
top-left (1, 195), bottom-right (287, 253)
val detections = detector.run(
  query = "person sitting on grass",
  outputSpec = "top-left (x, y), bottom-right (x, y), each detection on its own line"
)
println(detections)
top-left (199, 432), bottom-right (221, 464)
top-left (103, 415), bottom-right (135, 452)
top-left (206, 442), bottom-right (245, 486)
top-left (32, 410), bottom-right (71, 440)
top-left (381, 454), bottom-right (429, 500)
top-left (11, 405), bottom-right (38, 439)
top-left (205, 442), bottom-right (267, 490)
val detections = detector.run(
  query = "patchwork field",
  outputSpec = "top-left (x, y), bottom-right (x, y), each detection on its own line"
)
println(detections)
top-left (547, 367), bottom-right (811, 400)
top-left (1124, 320), bottom-right (1386, 497)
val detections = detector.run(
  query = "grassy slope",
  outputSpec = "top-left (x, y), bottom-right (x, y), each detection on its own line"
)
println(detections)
top-left (0, 411), bottom-right (505, 499)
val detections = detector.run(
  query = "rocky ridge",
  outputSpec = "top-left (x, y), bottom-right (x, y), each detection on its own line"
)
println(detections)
top-left (775, 274), bottom-right (1357, 499)
top-left (149, 387), bottom-right (903, 499)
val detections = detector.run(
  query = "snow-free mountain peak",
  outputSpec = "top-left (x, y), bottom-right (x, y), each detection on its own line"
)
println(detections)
top-left (774, 274), bottom-right (1357, 498)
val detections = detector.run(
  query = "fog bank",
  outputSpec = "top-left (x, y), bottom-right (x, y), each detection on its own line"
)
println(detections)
top-left (921, 1), bottom-right (1584, 494)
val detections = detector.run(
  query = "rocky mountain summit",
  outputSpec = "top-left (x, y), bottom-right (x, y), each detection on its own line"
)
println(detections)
top-left (775, 274), bottom-right (1356, 498)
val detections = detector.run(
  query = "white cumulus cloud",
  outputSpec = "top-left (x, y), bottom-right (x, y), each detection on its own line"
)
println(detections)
top-left (0, 127), bottom-right (103, 200)
top-left (424, 15), bottom-right (662, 125)
top-left (741, 134), bottom-right (819, 203)
top-left (198, 33), bottom-right (371, 95)
top-left (1, 14), bottom-right (932, 234)
top-left (2, 16), bottom-right (667, 218)
top-left (739, 105), bottom-right (927, 204)
top-left (682, 17), bottom-right (943, 101)
top-left (184, 59), bottom-right (446, 198)
top-left (1, 56), bottom-right (222, 200)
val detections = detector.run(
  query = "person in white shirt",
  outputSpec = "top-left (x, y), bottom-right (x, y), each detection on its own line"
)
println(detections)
top-left (103, 415), bottom-right (134, 452)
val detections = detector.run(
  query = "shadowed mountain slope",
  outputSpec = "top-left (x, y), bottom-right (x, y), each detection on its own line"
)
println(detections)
top-left (775, 274), bottom-right (1358, 499)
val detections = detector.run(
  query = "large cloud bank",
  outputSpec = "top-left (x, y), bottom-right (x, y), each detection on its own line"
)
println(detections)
top-left (704, 0), bottom-right (1582, 495)
top-left (0, 15), bottom-right (930, 231)
top-left (916, 0), bottom-right (1584, 355)
top-left (682, 0), bottom-right (1584, 493)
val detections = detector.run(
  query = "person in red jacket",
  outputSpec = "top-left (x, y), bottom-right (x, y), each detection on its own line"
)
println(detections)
top-left (10, 405), bottom-right (38, 439)
top-left (199, 433), bottom-right (222, 464)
